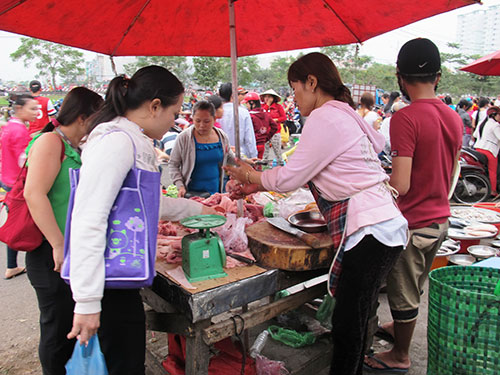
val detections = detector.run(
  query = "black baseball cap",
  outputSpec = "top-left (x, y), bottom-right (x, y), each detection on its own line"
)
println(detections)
top-left (397, 38), bottom-right (441, 76)
top-left (29, 80), bottom-right (42, 92)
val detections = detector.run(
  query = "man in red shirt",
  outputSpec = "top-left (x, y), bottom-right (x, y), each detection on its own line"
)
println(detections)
top-left (28, 80), bottom-right (56, 135)
top-left (365, 38), bottom-right (462, 373)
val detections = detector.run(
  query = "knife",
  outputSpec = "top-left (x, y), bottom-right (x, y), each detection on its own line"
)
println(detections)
top-left (267, 217), bottom-right (321, 249)
top-left (227, 252), bottom-right (256, 265)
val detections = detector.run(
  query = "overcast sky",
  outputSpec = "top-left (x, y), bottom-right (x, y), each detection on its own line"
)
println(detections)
top-left (1, 0), bottom-right (499, 84)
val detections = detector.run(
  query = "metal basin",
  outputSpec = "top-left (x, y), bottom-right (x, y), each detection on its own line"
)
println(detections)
top-left (288, 211), bottom-right (327, 233)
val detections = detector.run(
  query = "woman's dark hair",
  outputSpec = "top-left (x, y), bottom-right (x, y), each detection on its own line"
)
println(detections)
top-left (478, 97), bottom-right (489, 108)
top-left (248, 100), bottom-right (261, 110)
top-left (287, 52), bottom-right (355, 109)
top-left (192, 100), bottom-right (215, 117)
top-left (384, 91), bottom-right (400, 113)
top-left (87, 65), bottom-right (184, 134)
top-left (444, 96), bottom-right (452, 105)
top-left (457, 98), bottom-right (472, 111)
top-left (41, 87), bottom-right (103, 133)
top-left (360, 92), bottom-right (375, 109)
top-left (206, 95), bottom-right (222, 110)
top-left (14, 94), bottom-right (35, 107)
top-left (475, 96), bottom-right (490, 129)
top-left (219, 83), bottom-right (232, 102)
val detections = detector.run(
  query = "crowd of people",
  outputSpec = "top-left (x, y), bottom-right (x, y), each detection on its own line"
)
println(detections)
top-left (0, 36), bottom-right (499, 375)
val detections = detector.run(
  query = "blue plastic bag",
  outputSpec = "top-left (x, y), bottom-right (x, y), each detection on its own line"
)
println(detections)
top-left (65, 335), bottom-right (109, 375)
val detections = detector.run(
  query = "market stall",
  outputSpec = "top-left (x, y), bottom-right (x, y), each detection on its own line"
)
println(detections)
top-left (143, 189), bottom-right (335, 374)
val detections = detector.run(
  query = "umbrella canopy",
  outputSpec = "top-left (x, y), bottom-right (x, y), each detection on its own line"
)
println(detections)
top-left (0, 0), bottom-right (478, 57)
top-left (460, 49), bottom-right (500, 76)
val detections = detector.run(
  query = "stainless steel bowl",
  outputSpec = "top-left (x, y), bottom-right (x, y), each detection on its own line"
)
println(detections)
top-left (467, 245), bottom-right (498, 259)
top-left (288, 211), bottom-right (327, 233)
top-left (448, 254), bottom-right (476, 266)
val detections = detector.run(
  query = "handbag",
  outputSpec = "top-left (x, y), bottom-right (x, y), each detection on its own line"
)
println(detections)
top-left (0, 137), bottom-right (65, 251)
top-left (65, 335), bottom-right (108, 375)
top-left (61, 130), bottom-right (160, 288)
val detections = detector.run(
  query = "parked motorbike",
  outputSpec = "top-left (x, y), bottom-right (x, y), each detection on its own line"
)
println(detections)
top-left (452, 148), bottom-right (491, 204)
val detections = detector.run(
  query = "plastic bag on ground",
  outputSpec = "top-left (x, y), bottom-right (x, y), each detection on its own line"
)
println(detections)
top-left (255, 354), bottom-right (289, 375)
top-left (65, 335), bottom-right (108, 375)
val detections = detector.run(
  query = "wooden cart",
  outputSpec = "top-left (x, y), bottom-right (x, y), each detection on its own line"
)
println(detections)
top-left (142, 262), bottom-right (332, 375)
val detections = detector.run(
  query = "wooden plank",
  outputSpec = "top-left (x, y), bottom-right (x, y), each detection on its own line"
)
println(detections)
top-left (185, 320), bottom-right (211, 375)
top-left (246, 221), bottom-right (334, 271)
top-left (141, 288), bottom-right (179, 314)
top-left (155, 262), bottom-right (269, 294)
top-left (202, 282), bottom-right (326, 345)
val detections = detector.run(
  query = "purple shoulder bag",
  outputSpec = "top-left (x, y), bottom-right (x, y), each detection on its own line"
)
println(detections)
top-left (61, 130), bottom-right (160, 288)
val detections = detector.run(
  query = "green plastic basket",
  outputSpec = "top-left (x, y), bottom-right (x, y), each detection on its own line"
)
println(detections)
top-left (428, 266), bottom-right (500, 375)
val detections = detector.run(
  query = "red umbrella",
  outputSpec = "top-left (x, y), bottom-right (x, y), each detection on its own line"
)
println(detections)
top-left (0, 0), bottom-right (478, 57)
top-left (460, 49), bottom-right (500, 76)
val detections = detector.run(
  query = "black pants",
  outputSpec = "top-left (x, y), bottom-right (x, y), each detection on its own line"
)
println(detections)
top-left (26, 241), bottom-right (75, 375)
top-left (329, 235), bottom-right (403, 375)
top-left (99, 288), bottom-right (146, 375)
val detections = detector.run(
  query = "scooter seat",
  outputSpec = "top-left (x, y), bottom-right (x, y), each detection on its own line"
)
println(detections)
top-left (463, 147), bottom-right (488, 167)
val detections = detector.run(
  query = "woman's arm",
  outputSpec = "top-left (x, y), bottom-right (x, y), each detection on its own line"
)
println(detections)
top-left (24, 133), bottom-right (65, 271)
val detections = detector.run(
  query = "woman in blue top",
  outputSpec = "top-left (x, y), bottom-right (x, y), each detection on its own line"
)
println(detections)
top-left (169, 100), bottom-right (237, 197)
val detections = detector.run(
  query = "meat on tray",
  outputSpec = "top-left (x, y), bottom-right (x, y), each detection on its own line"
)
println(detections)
top-left (156, 192), bottom-right (263, 268)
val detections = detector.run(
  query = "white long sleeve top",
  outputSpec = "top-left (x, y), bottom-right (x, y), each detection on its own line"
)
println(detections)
top-left (474, 118), bottom-right (500, 156)
top-left (70, 117), bottom-right (203, 314)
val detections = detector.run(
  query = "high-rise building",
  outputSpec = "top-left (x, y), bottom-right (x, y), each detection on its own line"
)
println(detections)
top-left (457, 4), bottom-right (500, 56)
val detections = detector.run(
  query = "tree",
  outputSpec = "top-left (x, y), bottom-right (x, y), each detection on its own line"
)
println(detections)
top-left (192, 57), bottom-right (226, 89)
top-left (321, 44), bottom-right (372, 84)
top-left (10, 38), bottom-right (85, 89)
top-left (124, 56), bottom-right (190, 84)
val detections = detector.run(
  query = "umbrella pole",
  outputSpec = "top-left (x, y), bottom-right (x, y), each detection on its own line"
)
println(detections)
top-left (228, 0), bottom-right (244, 217)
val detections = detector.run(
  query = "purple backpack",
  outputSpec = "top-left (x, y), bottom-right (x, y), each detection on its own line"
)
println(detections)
top-left (61, 130), bottom-right (160, 288)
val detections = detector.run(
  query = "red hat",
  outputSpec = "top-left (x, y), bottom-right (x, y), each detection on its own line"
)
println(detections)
top-left (237, 86), bottom-right (248, 94)
top-left (487, 106), bottom-right (500, 117)
top-left (242, 92), bottom-right (260, 103)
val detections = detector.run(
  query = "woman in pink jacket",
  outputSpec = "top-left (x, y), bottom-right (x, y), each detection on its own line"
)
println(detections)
top-left (226, 52), bottom-right (407, 375)
top-left (1, 94), bottom-right (38, 279)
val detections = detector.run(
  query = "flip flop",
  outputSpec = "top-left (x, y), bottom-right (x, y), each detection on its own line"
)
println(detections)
top-left (363, 354), bottom-right (409, 374)
top-left (374, 326), bottom-right (394, 343)
top-left (5, 268), bottom-right (27, 280)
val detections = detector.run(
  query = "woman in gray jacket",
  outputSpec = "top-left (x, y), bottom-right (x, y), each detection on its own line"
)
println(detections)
top-left (169, 100), bottom-right (237, 197)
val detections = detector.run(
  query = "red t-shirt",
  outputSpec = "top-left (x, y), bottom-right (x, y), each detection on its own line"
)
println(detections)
top-left (29, 96), bottom-right (56, 134)
top-left (390, 99), bottom-right (463, 229)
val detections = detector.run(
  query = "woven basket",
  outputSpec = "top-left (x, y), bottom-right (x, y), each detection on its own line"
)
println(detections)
top-left (428, 266), bottom-right (500, 375)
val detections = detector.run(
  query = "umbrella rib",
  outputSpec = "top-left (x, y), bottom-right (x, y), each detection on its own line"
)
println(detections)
top-left (322, 0), bottom-right (362, 44)
top-left (111, 0), bottom-right (152, 56)
top-left (0, 0), bottom-right (27, 16)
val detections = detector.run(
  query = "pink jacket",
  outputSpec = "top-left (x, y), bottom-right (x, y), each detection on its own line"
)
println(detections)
top-left (261, 100), bottom-right (401, 236)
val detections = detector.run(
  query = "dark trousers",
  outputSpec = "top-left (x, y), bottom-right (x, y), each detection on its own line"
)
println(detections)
top-left (99, 288), bottom-right (146, 375)
top-left (7, 246), bottom-right (18, 268)
top-left (26, 241), bottom-right (76, 375)
top-left (329, 235), bottom-right (403, 375)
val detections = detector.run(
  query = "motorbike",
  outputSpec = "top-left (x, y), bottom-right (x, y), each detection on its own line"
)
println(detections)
top-left (452, 148), bottom-right (491, 204)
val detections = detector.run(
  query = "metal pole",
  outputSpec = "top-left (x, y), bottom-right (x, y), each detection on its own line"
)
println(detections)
top-left (228, 0), bottom-right (240, 159)
top-left (228, 0), bottom-right (244, 217)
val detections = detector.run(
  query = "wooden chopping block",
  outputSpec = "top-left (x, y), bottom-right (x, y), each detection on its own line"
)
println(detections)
top-left (246, 221), bottom-right (335, 271)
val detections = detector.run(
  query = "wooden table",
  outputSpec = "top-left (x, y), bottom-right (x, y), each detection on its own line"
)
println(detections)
top-left (142, 261), bottom-right (329, 375)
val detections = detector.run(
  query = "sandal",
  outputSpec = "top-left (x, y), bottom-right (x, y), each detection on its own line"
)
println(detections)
top-left (363, 354), bottom-right (409, 374)
top-left (5, 267), bottom-right (27, 280)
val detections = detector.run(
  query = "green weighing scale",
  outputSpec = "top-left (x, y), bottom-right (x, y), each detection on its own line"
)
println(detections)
top-left (180, 215), bottom-right (227, 283)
